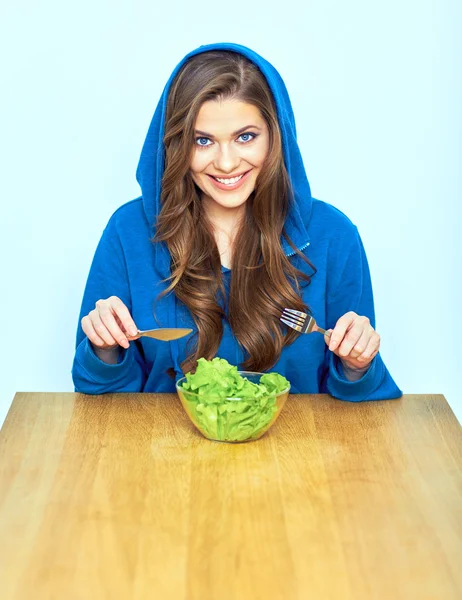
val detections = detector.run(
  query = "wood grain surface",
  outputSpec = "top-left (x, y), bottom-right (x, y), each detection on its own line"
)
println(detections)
top-left (0, 392), bottom-right (461, 600)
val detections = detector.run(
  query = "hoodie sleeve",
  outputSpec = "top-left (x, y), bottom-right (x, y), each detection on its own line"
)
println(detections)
top-left (72, 215), bottom-right (148, 394)
top-left (324, 226), bottom-right (402, 402)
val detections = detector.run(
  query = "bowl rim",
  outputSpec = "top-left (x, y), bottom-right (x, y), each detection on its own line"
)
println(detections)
top-left (175, 370), bottom-right (290, 401)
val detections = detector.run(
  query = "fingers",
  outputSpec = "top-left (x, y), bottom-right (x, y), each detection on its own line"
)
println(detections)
top-left (82, 296), bottom-right (137, 350)
top-left (82, 314), bottom-right (119, 349)
top-left (357, 332), bottom-right (381, 363)
top-left (327, 312), bottom-right (381, 367)
top-left (93, 305), bottom-right (129, 349)
top-left (108, 297), bottom-right (138, 337)
top-left (328, 312), bottom-right (360, 353)
top-left (81, 316), bottom-right (107, 348)
top-left (347, 327), bottom-right (372, 360)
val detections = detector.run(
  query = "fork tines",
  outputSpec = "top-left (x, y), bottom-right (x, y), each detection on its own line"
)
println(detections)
top-left (280, 307), bottom-right (311, 333)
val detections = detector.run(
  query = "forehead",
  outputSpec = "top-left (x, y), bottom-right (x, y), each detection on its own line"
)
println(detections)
top-left (194, 99), bottom-right (264, 133)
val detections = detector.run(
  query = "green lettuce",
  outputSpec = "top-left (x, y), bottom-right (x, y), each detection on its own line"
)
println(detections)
top-left (179, 357), bottom-right (290, 442)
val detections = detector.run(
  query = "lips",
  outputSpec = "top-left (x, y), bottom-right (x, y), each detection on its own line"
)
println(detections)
top-left (207, 169), bottom-right (251, 181)
top-left (205, 169), bottom-right (253, 191)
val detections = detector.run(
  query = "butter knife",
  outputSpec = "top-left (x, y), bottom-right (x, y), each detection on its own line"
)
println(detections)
top-left (126, 328), bottom-right (192, 342)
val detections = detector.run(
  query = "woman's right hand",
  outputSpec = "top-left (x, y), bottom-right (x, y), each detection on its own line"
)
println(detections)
top-left (81, 296), bottom-right (138, 351)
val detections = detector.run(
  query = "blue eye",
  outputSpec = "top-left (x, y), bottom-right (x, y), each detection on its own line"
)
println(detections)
top-left (238, 133), bottom-right (256, 143)
top-left (196, 137), bottom-right (212, 147)
top-left (195, 132), bottom-right (258, 149)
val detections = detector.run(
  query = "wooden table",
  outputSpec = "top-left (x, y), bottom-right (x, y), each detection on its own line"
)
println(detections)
top-left (0, 392), bottom-right (461, 600)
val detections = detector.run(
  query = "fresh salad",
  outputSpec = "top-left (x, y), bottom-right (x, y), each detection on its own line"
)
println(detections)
top-left (178, 357), bottom-right (290, 442)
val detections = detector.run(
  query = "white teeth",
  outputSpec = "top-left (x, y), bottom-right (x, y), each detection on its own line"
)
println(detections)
top-left (215, 174), bottom-right (244, 185)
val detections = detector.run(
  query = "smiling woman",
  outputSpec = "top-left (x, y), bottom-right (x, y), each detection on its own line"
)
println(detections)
top-left (155, 50), bottom-right (313, 374)
top-left (72, 42), bottom-right (402, 402)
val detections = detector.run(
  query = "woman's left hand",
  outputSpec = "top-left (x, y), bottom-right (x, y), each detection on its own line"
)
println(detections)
top-left (325, 311), bottom-right (380, 371)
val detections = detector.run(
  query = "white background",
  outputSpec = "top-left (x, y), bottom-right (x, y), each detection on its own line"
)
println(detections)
top-left (1, 0), bottom-right (461, 426)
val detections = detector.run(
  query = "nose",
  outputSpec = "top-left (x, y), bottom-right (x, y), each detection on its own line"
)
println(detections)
top-left (213, 144), bottom-right (240, 174)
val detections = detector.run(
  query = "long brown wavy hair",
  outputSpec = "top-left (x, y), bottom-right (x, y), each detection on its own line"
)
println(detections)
top-left (154, 50), bottom-right (316, 373)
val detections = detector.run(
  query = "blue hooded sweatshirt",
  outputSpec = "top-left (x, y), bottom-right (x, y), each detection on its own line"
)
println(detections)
top-left (72, 42), bottom-right (402, 402)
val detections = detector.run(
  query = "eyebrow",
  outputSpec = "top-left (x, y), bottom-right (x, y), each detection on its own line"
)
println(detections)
top-left (194, 124), bottom-right (262, 138)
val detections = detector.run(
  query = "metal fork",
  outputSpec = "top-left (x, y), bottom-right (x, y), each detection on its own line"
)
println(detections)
top-left (280, 308), bottom-right (332, 338)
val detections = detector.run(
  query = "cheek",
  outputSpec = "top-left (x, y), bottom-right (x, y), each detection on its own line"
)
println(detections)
top-left (190, 149), bottom-right (208, 174)
top-left (251, 138), bottom-right (270, 167)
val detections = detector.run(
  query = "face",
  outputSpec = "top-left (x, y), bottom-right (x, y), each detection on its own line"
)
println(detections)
top-left (189, 99), bottom-right (270, 214)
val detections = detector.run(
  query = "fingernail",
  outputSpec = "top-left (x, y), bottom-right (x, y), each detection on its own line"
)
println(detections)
top-left (129, 327), bottom-right (138, 336)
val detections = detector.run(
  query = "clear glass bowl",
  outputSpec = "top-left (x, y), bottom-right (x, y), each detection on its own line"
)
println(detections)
top-left (176, 371), bottom-right (290, 443)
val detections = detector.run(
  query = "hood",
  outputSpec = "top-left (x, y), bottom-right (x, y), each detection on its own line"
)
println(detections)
top-left (136, 42), bottom-right (312, 258)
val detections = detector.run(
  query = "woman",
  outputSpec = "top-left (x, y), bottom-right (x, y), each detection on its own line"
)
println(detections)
top-left (72, 42), bottom-right (402, 401)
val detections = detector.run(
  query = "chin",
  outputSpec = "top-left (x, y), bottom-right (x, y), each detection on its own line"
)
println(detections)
top-left (216, 199), bottom-right (249, 210)
top-left (211, 190), bottom-right (253, 208)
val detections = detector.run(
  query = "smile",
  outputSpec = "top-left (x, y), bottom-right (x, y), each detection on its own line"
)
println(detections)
top-left (206, 170), bottom-right (252, 191)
